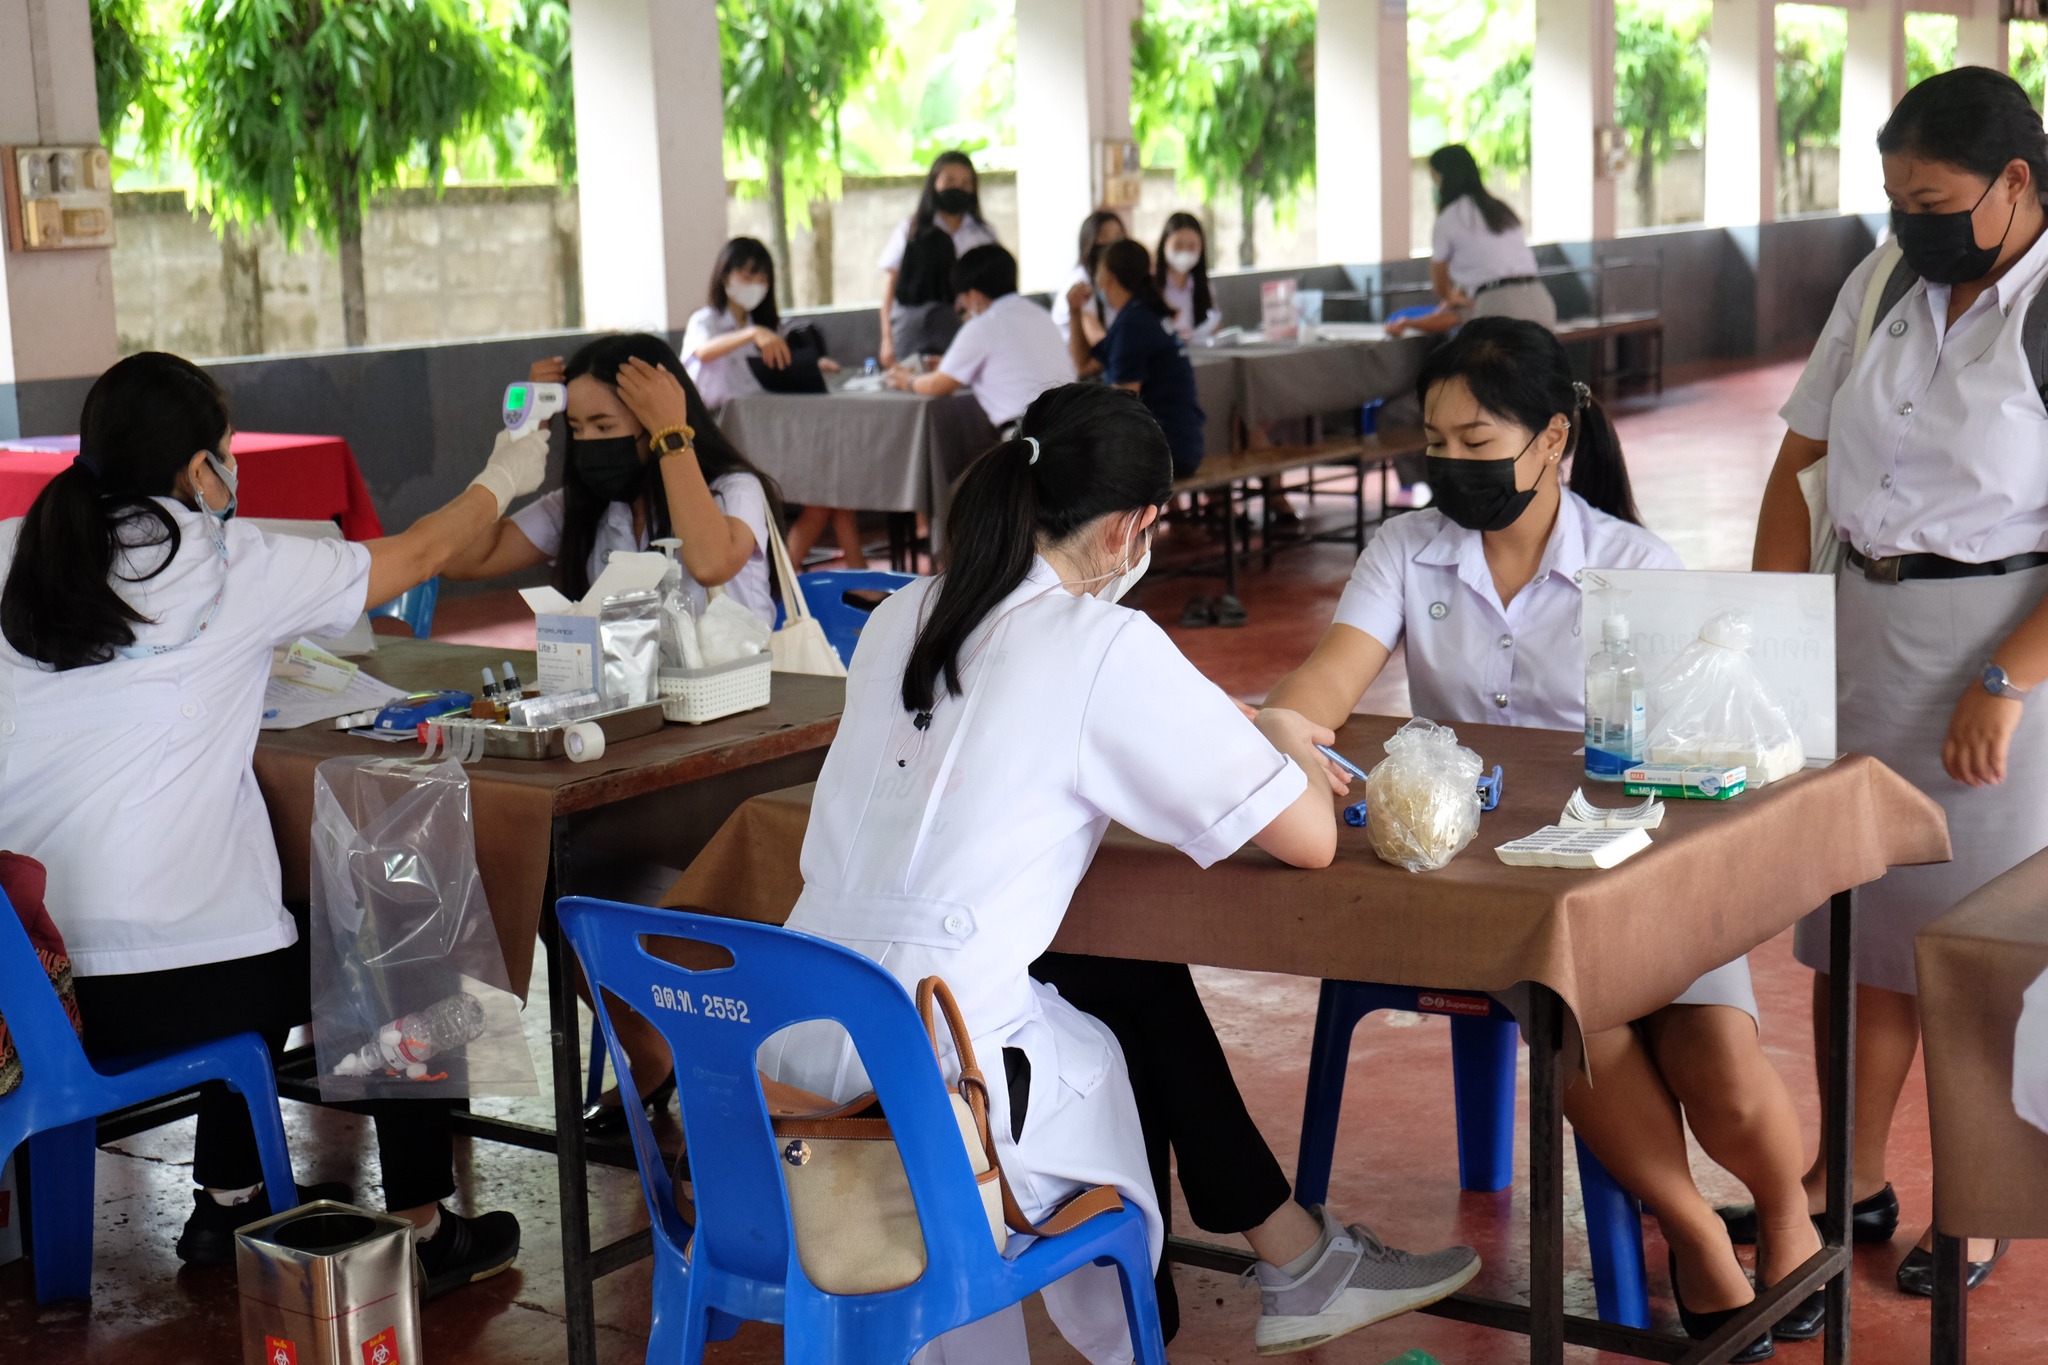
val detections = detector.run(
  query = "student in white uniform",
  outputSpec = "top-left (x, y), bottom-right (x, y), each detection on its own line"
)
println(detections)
top-left (1756, 67), bottom-right (2048, 1297)
top-left (0, 352), bottom-right (547, 1294)
top-left (1052, 209), bottom-right (1127, 344)
top-left (1389, 145), bottom-right (1555, 337)
top-left (1268, 319), bottom-right (1821, 1360)
top-left (888, 245), bottom-right (1074, 429)
top-left (763, 383), bottom-right (1475, 1362)
top-left (877, 150), bottom-right (998, 368)
top-left (1154, 212), bottom-right (1224, 344)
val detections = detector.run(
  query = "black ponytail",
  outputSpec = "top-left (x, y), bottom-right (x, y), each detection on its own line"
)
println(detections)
top-left (902, 384), bottom-right (1173, 716)
top-left (1098, 239), bottom-right (1173, 320)
top-left (1415, 315), bottom-right (1643, 525)
top-left (1, 352), bottom-right (228, 670)
top-left (1429, 144), bottom-right (1522, 235)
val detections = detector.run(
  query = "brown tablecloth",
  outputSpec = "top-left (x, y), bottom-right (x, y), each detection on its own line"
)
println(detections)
top-left (663, 717), bottom-right (1948, 1037)
top-left (1918, 847), bottom-right (2048, 1237)
top-left (252, 638), bottom-right (844, 995)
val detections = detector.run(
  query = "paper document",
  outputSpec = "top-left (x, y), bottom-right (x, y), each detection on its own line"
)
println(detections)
top-left (262, 670), bottom-right (405, 730)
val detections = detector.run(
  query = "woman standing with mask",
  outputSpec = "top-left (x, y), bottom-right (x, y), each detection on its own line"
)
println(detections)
top-left (877, 150), bottom-right (997, 369)
top-left (1268, 318), bottom-right (1821, 1360)
top-left (1154, 213), bottom-right (1223, 344)
top-left (1754, 65), bottom-right (2048, 1297)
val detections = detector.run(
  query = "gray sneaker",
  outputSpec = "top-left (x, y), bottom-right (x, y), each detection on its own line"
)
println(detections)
top-left (1250, 1206), bottom-right (1480, 1356)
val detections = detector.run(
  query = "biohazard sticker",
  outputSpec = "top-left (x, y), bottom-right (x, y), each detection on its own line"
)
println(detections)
top-left (265, 1337), bottom-right (298, 1365)
top-left (361, 1327), bottom-right (400, 1365)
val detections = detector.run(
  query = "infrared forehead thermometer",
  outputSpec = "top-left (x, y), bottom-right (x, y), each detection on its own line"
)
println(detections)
top-left (503, 381), bottom-right (566, 437)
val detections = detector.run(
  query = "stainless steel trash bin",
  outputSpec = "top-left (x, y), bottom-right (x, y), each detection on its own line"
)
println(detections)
top-left (236, 1201), bottom-right (421, 1365)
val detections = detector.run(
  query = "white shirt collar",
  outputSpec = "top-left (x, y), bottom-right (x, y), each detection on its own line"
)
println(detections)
top-left (1412, 485), bottom-right (1588, 603)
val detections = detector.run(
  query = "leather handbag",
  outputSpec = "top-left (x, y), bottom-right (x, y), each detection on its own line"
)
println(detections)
top-left (764, 515), bottom-right (848, 679)
top-left (765, 977), bottom-right (1123, 1295)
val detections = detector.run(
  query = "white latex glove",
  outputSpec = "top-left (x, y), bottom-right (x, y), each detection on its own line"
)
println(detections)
top-left (470, 428), bottom-right (550, 516)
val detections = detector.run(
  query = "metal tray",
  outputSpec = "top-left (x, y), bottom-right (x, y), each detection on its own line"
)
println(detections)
top-left (436, 702), bottom-right (666, 761)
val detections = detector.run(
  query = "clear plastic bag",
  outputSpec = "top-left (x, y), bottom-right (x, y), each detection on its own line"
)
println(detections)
top-left (1646, 609), bottom-right (1805, 785)
top-left (1363, 718), bottom-right (1484, 873)
top-left (309, 755), bottom-right (537, 1101)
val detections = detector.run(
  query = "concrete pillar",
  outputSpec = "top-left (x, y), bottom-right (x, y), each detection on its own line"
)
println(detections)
top-left (1317, 0), bottom-right (1411, 264)
top-left (1530, 0), bottom-right (1618, 244)
top-left (1954, 0), bottom-right (2010, 73)
top-left (1017, 0), bottom-right (1137, 291)
top-left (1704, 0), bottom-right (1777, 227)
top-left (570, 0), bottom-right (727, 333)
top-left (1840, 0), bottom-right (1907, 215)
top-left (0, 0), bottom-right (119, 435)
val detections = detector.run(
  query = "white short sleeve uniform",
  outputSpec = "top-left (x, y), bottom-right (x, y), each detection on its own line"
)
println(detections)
top-left (877, 214), bottom-right (998, 274)
top-left (1431, 196), bottom-right (1540, 298)
top-left (938, 293), bottom-right (1077, 427)
top-left (0, 503), bottom-right (371, 975)
top-left (510, 475), bottom-right (777, 627)
top-left (764, 558), bottom-right (1305, 1365)
top-left (1162, 274), bottom-right (1223, 343)
top-left (1050, 262), bottom-right (1095, 341)
top-left (681, 305), bottom-right (765, 412)
top-left (1332, 492), bottom-right (1756, 1021)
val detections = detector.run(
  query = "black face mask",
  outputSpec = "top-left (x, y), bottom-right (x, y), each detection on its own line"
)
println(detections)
top-left (571, 436), bottom-right (646, 503)
top-left (1427, 433), bottom-right (1542, 532)
top-left (933, 187), bottom-right (975, 216)
top-left (1891, 178), bottom-right (2015, 286)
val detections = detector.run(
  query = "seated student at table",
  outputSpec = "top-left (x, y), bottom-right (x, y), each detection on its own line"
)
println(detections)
top-left (1389, 146), bottom-right (1555, 338)
top-left (887, 244), bottom-right (1075, 430)
top-left (1264, 317), bottom-right (1819, 1360)
top-left (878, 149), bottom-right (998, 368)
top-left (1066, 239), bottom-right (1206, 479)
top-left (442, 333), bottom-right (783, 628)
top-left (887, 224), bottom-right (962, 363)
top-left (0, 352), bottom-right (547, 1293)
top-left (1052, 208), bottom-right (1127, 345)
top-left (1155, 212), bottom-right (1224, 344)
top-left (761, 383), bottom-right (1478, 1362)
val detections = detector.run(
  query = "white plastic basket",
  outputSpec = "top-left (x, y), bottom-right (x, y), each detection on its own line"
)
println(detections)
top-left (659, 656), bottom-right (772, 725)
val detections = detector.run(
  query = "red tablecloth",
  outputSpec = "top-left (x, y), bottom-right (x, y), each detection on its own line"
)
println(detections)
top-left (0, 432), bottom-right (385, 539)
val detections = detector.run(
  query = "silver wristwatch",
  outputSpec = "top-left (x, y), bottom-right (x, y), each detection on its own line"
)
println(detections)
top-left (1983, 663), bottom-right (2030, 702)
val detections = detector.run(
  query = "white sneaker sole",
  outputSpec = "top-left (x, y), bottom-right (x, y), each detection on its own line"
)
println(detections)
top-left (1253, 1256), bottom-right (1482, 1356)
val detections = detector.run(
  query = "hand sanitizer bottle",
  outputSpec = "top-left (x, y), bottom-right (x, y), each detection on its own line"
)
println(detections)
top-left (1585, 606), bottom-right (1645, 781)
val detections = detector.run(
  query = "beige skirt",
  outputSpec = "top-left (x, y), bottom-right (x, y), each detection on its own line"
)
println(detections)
top-left (1794, 564), bottom-right (2048, 994)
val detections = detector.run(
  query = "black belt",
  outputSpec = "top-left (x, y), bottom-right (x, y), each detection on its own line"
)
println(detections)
top-left (1475, 275), bottom-right (1542, 296)
top-left (1845, 546), bottom-right (2048, 583)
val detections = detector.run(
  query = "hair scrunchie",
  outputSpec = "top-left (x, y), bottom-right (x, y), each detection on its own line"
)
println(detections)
top-left (1023, 435), bottom-right (1041, 464)
top-left (71, 453), bottom-right (102, 478)
top-left (1571, 380), bottom-right (1592, 411)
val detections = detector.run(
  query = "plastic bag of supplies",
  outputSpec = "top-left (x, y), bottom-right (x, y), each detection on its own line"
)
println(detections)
top-left (309, 755), bottom-right (536, 1101)
top-left (1646, 609), bottom-right (1805, 786)
top-left (1364, 719), bottom-right (1484, 873)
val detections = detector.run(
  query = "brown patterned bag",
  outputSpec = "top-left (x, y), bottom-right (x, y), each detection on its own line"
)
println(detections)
top-left (0, 852), bottom-right (83, 1094)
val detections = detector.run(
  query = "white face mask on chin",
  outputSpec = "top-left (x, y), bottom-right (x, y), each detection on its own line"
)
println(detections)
top-left (728, 279), bottom-right (769, 313)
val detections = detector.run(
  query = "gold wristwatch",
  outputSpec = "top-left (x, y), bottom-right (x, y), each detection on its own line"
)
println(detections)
top-left (650, 424), bottom-right (695, 456)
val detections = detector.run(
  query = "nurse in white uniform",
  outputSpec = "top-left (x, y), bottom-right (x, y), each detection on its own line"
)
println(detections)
top-left (1755, 67), bottom-right (2048, 1295)
top-left (877, 150), bottom-right (999, 368)
top-left (762, 383), bottom-right (1355, 1364)
top-left (0, 351), bottom-right (545, 1293)
top-left (1269, 318), bottom-right (1820, 1359)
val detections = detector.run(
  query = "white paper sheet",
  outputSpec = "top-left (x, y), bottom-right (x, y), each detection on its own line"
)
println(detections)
top-left (261, 670), bottom-right (406, 730)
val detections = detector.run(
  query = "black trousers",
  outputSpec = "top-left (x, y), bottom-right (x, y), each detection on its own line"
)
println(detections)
top-left (73, 910), bottom-right (458, 1211)
top-left (1029, 953), bottom-right (1294, 1340)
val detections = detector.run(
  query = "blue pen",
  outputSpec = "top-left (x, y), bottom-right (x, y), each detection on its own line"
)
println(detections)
top-left (1315, 743), bottom-right (1373, 784)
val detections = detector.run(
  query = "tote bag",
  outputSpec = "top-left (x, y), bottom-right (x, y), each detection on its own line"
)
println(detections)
top-left (765, 518), bottom-right (848, 678)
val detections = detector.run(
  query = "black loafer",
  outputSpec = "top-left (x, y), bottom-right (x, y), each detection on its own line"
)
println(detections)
top-left (1669, 1252), bottom-right (1774, 1362)
top-left (1179, 597), bottom-right (1215, 628)
top-left (582, 1069), bottom-right (677, 1138)
top-left (1772, 1289), bottom-right (1826, 1342)
top-left (175, 1181), bottom-right (354, 1267)
top-left (414, 1207), bottom-right (521, 1301)
top-left (1718, 1183), bottom-right (1899, 1246)
top-left (1895, 1239), bottom-right (2008, 1298)
top-left (1211, 594), bottom-right (1248, 628)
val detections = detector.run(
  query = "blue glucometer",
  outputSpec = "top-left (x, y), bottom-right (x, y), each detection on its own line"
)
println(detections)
top-left (373, 690), bottom-right (474, 735)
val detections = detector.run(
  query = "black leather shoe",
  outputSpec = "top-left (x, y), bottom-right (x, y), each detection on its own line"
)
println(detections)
top-left (582, 1069), bottom-right (677, 1138)
top-left (1772, 1289), bottom-right (1826, 1342)
top-left (414, 1207), bottom-right (521, 1301)
top-left (1718, 1183), bottom-right (1899, 1246)
top-left (1669, 1252), bottom-right (1774, 1362)
top-left (1895, 1239), bottom-right (2008, 1298)
top-left (175, 1181), bottom-right (354, 1266)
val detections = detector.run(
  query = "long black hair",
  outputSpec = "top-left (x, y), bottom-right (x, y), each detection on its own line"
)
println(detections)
top-left (1415, 316), bottom-right (1641, 525)
top-left (894, 225), bottom-right (958, 307)
top-left (1, 352), bottom-right (229, 671)
top-left (910, 149), bottom-right (984, 238)
top-left (556, 333), bottom-right (786, 600)
top-left (1153, 211), bottom-right (1214, 329)
top-left (902, 384), bottom-right (1172, 715)
top-left (1076, 209), bottom-right (1125, 266)
top-left (707, 236), bottom-right (780, 328)
top-left (1097, 239), bottom-right (1172, 320)
top-left (1878, 66), bottom-right (2048, 198)
top-left (1429, 144), bottom-right (1522, 235)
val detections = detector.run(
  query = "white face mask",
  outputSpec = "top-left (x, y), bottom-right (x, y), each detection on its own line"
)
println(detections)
top-left (1165, 247), bottom-right (1202, 276)
top-left (1099, 520), bottom-right (1154, 605)
top-left (728, 278), bottom-right (769, 313)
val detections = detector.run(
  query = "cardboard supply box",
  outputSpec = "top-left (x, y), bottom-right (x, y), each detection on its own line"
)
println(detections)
top-left (518, 552), bottom-right (668, 696)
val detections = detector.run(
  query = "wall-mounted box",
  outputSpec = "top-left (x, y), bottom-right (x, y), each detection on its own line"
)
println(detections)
top-left (2, 145), bottom-right (116, 251)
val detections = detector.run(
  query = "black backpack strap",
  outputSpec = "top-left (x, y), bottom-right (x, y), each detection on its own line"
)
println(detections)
top-left (2025, 290), bottom-right (2048, 408)
top-left (1868, 254), bottom-right (1918, 341)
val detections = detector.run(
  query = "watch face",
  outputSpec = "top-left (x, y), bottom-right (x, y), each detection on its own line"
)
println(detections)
top-left (1986, 665), bottom-right (2006, 690)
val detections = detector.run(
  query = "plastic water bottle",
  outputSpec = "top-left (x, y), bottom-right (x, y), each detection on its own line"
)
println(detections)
top-left (1584, 610), bottom-right (1646, 781)
top-left (332, 992), bottom-right (489, 1079)
top-left (862, 356), bottom-right (879, 376)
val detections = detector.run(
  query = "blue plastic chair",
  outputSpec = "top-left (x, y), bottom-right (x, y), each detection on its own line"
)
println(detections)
top-left (368, 576), bottom-right (441, 639)
top-left (792, 570), bottom-right (919, 666)
top-left (1293, 980), bottom-right (1650, 1329)
top-left (557, 898), bottom-right (1169, 1365)
top-left (0, 887), bottom-right (297, 1302)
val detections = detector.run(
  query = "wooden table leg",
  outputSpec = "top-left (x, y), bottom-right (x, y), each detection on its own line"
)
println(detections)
top-left (1528, 985), bottom-right (1566, 1365)
top-left (1823, 888), bottom-right (1857, 1365)
top-left (1931, 1233), bottom-right (1966, 1365)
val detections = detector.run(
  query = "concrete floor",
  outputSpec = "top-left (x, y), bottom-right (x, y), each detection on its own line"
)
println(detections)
top-left (6, 356), bottom-right (2042, 1363)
